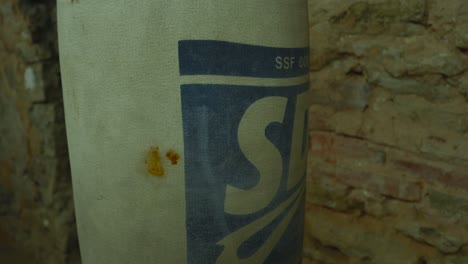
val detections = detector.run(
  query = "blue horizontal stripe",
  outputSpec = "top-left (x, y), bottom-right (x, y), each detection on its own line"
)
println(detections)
top-left (179, 40), bottom-right (309, 78)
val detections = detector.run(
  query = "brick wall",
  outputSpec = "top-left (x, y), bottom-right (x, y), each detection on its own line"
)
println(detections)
top-left (304, 0), bottom-right (468, 263)
top-left (0, 0), bottom-right (78, 263)
top-left (2, 0), bottom-right (468, 263)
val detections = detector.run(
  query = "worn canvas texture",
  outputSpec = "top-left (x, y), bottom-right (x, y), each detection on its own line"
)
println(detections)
top-left (57, 1), bottom-right (309, 263)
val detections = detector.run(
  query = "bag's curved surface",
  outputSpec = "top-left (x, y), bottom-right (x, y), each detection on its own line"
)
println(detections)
top-left (58, 1), bottom-right (309, 263)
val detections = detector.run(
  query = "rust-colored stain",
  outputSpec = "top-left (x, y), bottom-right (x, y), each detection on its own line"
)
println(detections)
top-left (166, 150), bottom-right (180, 165)
top-left (145, 147), bottom-right (164, 176)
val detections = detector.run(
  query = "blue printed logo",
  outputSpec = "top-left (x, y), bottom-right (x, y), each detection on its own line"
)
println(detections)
top-left (179, 41), bottom-right (309, 264)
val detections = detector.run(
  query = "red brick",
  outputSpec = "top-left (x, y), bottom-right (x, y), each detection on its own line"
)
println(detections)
top-left (310, 132), bottom-right (386, 165)
top-left (308, 105), bottom-right (335, 131)
top-left (305, 203), bottom-right (442, 263)
top-left (309, 132), bottom-right (424, 201)
top-left (394, 160), bottom-right (468, 191)
top-left (310, 132), bottom-right (337, 165)
top-left (321, 169), bottom-right (423, 202)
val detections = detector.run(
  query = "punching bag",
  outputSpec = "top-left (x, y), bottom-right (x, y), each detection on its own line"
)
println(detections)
top-left (57, 1), bottom-right (310, 263)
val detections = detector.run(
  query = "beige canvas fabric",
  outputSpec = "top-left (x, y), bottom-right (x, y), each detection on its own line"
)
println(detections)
top-left (57, 1), bottom-right (309, 263)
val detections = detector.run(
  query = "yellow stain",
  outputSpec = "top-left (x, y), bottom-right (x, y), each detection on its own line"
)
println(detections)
top-left (145, 146), bottom-right (164, 176)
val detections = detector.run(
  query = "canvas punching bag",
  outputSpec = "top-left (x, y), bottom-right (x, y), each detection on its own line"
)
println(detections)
top-left (57, 0), bottom-right (310, 263)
